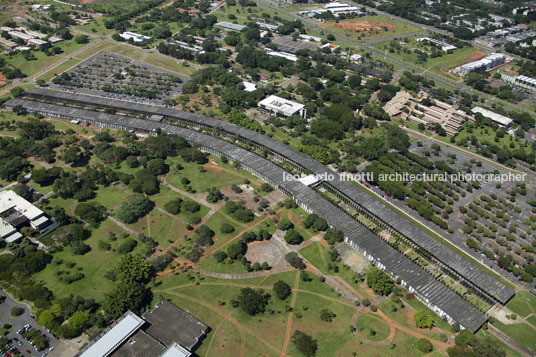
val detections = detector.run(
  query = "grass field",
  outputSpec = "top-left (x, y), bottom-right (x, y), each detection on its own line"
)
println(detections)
top-left (166, 156), bottom-right (250, 193)
top-left (4, 40), bottom-right (88, 77)
top-left (143, 54), bottom-right (198, 76)
top-left (506, 291), bottom-right (536, 318)
top-left (373, 39), bottom-right (484, 78)
top-left (299, 242), bottom-right (332, 275)
top-left (126, 208), bottom-right (188, 248)
top-left (75, 19), bottom-right (114, 37)
top-left (492, 320), bottom-right (536, 351)
top-left (32, 220), bottom-right (143, 300)
top-left (321, 15), bottom-right (421, 42)
top-left (355, 313), bottom-right (391, 341)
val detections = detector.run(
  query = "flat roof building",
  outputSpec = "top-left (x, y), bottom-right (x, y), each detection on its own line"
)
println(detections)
top-left (267, 51), bottom-right (298, 62)
top-left (416, 37), bottom-right (457, 51)
top-left (471, 106), bottom-right (513, 127)
top-left (258, 95), bottom-right (306, 118)
top-left (459, 53), bottom-right (506, 76)
top-left (215, 22), bottom-right (245, 32)
top-left (76, 301), bottom-right (208, 357)
top-left (0, 190), bottom-right (56, 241)
top-left (119, 31), bottom-right (151, 43)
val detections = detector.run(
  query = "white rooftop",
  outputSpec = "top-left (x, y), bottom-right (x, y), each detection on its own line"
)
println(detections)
top-left (471, 107), bottom-right (513, 126)
top-left (298, 174), bottom-right (320, 187)
top-left (258, 95), bottom-right (305, 116)
top-left (0, 218), bottom-right (17, 238)
top-left (0, 190), bottom-right (43, 221)
top-left (267, 51), bottom-right (297, 62)
top-left (79, 311), bottom-right (145, 357)
top-left (242, 81), bottom-right (257, 92)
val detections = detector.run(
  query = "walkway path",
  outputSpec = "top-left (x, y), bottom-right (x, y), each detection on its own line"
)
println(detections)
top-left (107, 216), bottom-right (140, 237)
top-left (280, 272), bottom-right (300, 357)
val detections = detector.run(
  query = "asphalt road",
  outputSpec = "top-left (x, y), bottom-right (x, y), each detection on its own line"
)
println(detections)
top-left (0, 290), bottom-right (58, 357)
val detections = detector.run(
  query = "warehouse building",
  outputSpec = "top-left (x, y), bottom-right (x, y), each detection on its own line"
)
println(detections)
top-left (501, 72), bottom-right (536, 92)
top-left (215, 22), bottom-right (245, 32)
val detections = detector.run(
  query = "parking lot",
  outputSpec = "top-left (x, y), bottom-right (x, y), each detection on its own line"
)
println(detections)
top-left (0, 290), bottom-right (58, 357)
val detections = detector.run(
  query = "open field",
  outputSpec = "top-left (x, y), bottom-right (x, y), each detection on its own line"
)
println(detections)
top-left (32, 220), bottom-right (144, 300)
top-left (506, 291), bottom-right (536, 318)
top-left (143, 54), bottom-right (198, 76)
top-left (321, 15), bottom-right (421, 42)
top-left (355, 313), bottom-right (391, 341)
top-left (4, 40), bottom-right (88, 77)
top-left (492, 320), bottom-right (536, 351)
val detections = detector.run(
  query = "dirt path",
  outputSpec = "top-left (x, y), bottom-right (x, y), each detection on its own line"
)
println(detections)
top-left (164, 290), bottom-right (281, 356)
top-left (280, 272), bottom-right (300, 357)
top-left (162, 174), bottom-right (223, 211)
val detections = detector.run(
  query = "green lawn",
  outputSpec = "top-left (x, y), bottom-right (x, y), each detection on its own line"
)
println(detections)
top-left (126, 208), bottom-right (188, 248)
top-left (4, 40), bottom-right (88, 77)
top-left (32, 219), bottom-right (143, 300)
top-left (506, 291), bottom-right (536, 318)
top-left (355, 313), bottom-right (391, 341)
top-left (166, 156), bottom-right (248, 193)
top-left (143, 54), bottom-right (198, 76)
top-left (84, 185), bottom-right (129, 210)
top-left (299, 242), bottom-right (331, 275)
top-left (492, 320), bottom-right (536, 351)
top-left (195, 256), bottom-right (249, 274)
top-left (75, 19), bottom-right (114, 37)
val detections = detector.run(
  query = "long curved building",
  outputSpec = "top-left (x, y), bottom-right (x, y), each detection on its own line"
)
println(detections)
top-left (21, 87), bottom-right (515, 306)
top-left (4, 97), bottom-right (491, 331)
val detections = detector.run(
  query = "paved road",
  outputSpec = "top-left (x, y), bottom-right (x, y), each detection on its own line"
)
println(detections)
top-left (0, 289), bottom-right (58, 357)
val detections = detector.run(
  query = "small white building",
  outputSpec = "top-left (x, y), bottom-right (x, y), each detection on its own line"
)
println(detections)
top-left (242, 81), bottom-right (257, 92)
top-left (258, 95), bottom-right (306, 118)
top-left (267, 51), bottom-right (297, 62)
top-left (120, 31), bottom-right (151, 43)
top-left (350, 54), bottom-right (363, 63)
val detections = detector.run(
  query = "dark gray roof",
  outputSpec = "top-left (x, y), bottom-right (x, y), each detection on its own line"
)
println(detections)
top-left (112, 330), bottom-right (166, 357)
top-left (3, 97), bottom-right (489, 331)
top-left (22, 87), bottom-right (514, 304)
top-left (142, 300), bottom-right (208, 350)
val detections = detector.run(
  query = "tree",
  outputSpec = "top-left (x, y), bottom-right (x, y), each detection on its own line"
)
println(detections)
top-left (291, 330), bottom-right (317, 357)
top-left (324, 228), bottom-right (344, 245)
top-left (14, 184), bottom-right (33, 202)
top-left (284, 229), bottom-right (303, 245)
top-left (278, 217), bottom-right (294, 230)
top-left (273, 280), bottom-right (291, 300)
top-left (116, 194), bottom-right (154, 223)
top-left (285, 252), bottom-right (306, 270)
top-left (164, 198), bottom-right (182, 215)
top-left (366, 267), bottom-right (394, 295)
top-left (319, 308), bottom-right (336, 322)
top-left (220, 223), bottom-right (235, 234)
top-left (194, 225), bottom-right (215, 246)
top-left (213, 251), bottom-right (227, 263)
top-left (454, 329), bottom-right (476, 347)
top-left (74, 34), bottom-right (89, 44)
top-left (10, 306), bottom-right (24, 316)
top-left (414, 310), bottom-right (434, 329)
top-left (416, 338), bottom-right (433, 353)
top-left (227, 241), bottom-right (246, 259)
top-left (237, 288), bottom-right (269, 316)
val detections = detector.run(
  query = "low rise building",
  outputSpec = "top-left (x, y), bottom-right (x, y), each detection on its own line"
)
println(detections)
top-left (501, 72), bottom-right (536, 92)
top-left (384, 91), bottom-right (469, 135)
top-left (471, 106), bottom-right (513, 127)
top-left (258, 95), bottom-right (306, 118)
top-left (267, 51), bottom-right (297, 62)
top-left (415, 37), bottom-right (457, 51)
top-left (0, 190), bottom-right (56, 243)
top-left (215, 22), bottom-right (245, 32)
top-left (459, 53), bottom-right (506, 76)
top-left (120, 31), bottom-right (151, 43)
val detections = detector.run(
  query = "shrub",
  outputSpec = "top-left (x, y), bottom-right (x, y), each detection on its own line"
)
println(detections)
top-left (10, 307), bottom-right (24, 317)
top-left (414, 310), bottom-right (434, 329)
top-left (273, 280), bottom-right (291, 300)
top-left (416, 338), bottom-right (433, 353)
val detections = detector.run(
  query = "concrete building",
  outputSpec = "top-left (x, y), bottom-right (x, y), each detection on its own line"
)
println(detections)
top-left (384, 91), bottom-right (469, 135)
top-left (459, 53), bottom-right (506, 76)
top-left (0, 190), bottom-right (56, 243)
top-left (320, 43), bottom-right (341, 52)
top-left (501, 72), bottom-right (536, 92)
top-left (77, 301), bottom-right (208, 357)
top-left (299, 34), bottom-right (322, 42)
top-left (471, 106), bottom-right (513, 127)
top-left (258, 95), bottom-right (306, 118)
top-left (215, 22), bottom-right (245, 32)
top-left (119, 32), bottom-right (151, 43)
top-left (350, 54), bottom-right (363, 63)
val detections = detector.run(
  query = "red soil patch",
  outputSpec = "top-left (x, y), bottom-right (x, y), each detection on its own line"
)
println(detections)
top-left (336, 21), bottom-right (394, 35)
top-left (466, 50), bottom-right (486, 61)
top-left (0, 72), bottom-right (6, 87)
top-left (79, 0), bottom-right (96, 4)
